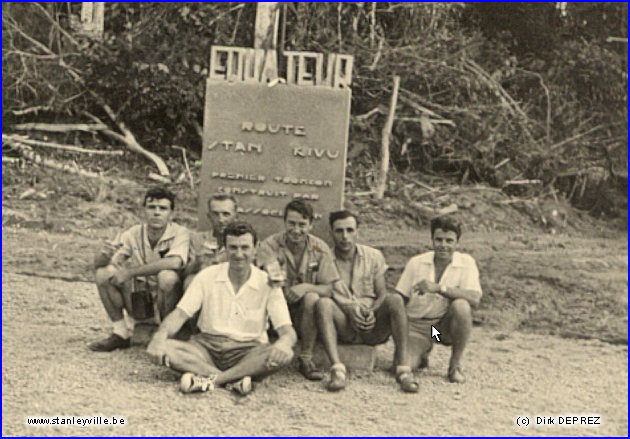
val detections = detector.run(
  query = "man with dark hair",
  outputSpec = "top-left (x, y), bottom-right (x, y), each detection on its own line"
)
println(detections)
top-left (316, 210), bottom-right (418, 392)
top-left (183, 193), bottom-right (238, 290)
top-left (396, 215), bottom-right (482, 384)
top-left (147, 221), bottom-right (296, 396)
top-left (257, 200), bottom-right (339, 381)
top-left (89, 187), bottom-right (191, 352)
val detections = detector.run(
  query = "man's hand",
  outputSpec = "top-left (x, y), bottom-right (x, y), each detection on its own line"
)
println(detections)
top-left (99, 241), bottom-right (121, 260)
top-left (146, 332), bottom-right (169, 366)
top-left (110, 268), bottom-right (132, 288)
top-left (412, 279), bottom-right (440, 295)
top-left (266, 341), bottom-right (293, 369)
top-left (285, 284), bottom-right (309, 304)
top-left (348, 304), bottom-right (376, 332)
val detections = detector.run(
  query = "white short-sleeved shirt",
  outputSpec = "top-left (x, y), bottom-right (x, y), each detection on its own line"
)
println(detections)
top-left (177, 262), bottom-right (292, 343)
top-left (396, 251), bottom-right (482, 320)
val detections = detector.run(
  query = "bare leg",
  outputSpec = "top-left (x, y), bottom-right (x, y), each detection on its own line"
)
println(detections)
top-left (164, 339), bottom-right (220, 376)
top-left (213, 345), bottom-right (291, 387)
top-left (156, 270), bottom-right (182, 319)
top-left (315, 297), bottom-right (353, 365)
top-left (407, 333), bottom-right (432, 370)
top-left (297, 292), bottom-right (321, 356)
top-left (95, 266), bottom-right (130, 322)
top-left (447, 299), bottom-right (472, 371)
top-left (373, 294), bottom-right (409, 367)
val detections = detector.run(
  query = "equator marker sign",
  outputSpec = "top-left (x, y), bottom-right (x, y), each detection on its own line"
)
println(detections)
top-left (199, 46), bottom-right (353, 239)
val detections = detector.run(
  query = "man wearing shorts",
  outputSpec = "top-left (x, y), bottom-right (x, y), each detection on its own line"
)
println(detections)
top-left (147, 222), bottom-right (296, 395)
top-left (182, 193), bottom-right (237, 290)
top-left (89, 187), bottom-right (190, 352)
top-left (316, 210), bottom-right (419, 392)
top-left (257, 200), bottom-right (339, 381)
top-left (396, 215), bottom-right (482, 383)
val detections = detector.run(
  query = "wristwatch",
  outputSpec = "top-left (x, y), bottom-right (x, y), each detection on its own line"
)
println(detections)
top-left (439, 284), bottom-right (448, 294)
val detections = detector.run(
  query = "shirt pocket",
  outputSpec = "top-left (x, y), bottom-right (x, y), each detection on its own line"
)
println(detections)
top-left (241, 307), bottom-right (266, 335)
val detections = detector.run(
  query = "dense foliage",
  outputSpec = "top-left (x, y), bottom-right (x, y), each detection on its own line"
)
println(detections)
top-left (2, 2), bottom-right (627, 215)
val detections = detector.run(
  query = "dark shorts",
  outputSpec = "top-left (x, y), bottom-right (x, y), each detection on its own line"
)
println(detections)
top-left (189, 333), bottom-right (266, 371)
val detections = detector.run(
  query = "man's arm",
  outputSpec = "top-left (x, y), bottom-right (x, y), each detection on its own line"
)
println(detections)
top-left (414, 280), bottom-right (481, 307)
top-left (266, 324), bottom-right (297, 368)
top-left (111, 256), bottom-right (183, 287)
top-left (440, 285), bottom-right (482, 307)
top-left (286, 282), bottom-right (332, 303)
top-left (146, 307), bottom-right (189, 362)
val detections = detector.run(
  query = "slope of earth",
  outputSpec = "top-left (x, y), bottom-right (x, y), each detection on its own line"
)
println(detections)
top-left (2, 163), bottom-right (627, 436)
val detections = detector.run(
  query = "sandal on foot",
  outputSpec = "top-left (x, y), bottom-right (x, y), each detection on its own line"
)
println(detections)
top-left (396, 368), bottom-right (419, 393)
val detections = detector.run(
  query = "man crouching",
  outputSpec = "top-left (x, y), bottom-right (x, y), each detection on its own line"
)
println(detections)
top-left (147, 222), bottom-right (296, 395)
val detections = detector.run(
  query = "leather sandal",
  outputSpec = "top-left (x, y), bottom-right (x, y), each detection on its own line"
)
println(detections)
top-left (327, 364), bottom-right (347, 391)
top-left (396, 371), bottom-right (419, 393)
top-left (448, 365), bottom-right (466, 384)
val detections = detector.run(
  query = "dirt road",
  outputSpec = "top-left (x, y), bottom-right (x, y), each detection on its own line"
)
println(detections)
top-left (2, 224), bottom-right (627, 436)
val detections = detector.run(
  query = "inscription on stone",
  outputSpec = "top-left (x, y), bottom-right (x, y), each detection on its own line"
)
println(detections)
top-left (199, 47), bottom-right (352, 240)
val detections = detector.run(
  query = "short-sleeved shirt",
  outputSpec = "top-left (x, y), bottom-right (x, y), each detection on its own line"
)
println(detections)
top-left (333, 244), bottom-right (388, 308)
top-left (110, 222), bottom-right (190, 287)
top-left (396, 251), bottom-right (482, 320)
top-left (256, 232), bottom-right (339, 288)
top-left (177, 262), bottom-right (292, 343)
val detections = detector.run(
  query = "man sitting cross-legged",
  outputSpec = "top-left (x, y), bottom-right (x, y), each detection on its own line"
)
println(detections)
top-left (89, 187), bottom-right (190, 352)
top-left (315, 210), bottom-right (419, 392)
top-left (147, 222), bottom-right (297, 395)
top-left (396, 215), bottom-right (482, 384)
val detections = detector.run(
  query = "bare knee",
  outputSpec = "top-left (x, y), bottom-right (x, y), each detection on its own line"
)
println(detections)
top-left (157, 270), bottom-right (181, 293)
top-left (315, 297), bottom-right (335, 317)
top-left (95, 266), bottom-right (114, 287)
top-left (301, 291), bottom-right (320, 310)
top-left (450, 299), bottom-right (472, 321)
top-left (383, 293), bottom-right (405, 312)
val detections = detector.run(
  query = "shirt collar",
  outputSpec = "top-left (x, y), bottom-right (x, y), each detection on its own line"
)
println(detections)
top-left (147, 222), bottom-right (177, 243)
top-left (424, 251), bottom-right (464, 267)
top-left (215, 261), bottom-right (260, 291)
top-left (333, 243), bottom-right (364, 263)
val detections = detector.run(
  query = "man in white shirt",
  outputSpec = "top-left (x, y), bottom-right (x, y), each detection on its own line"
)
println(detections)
top-left (147, 222), bottom-right (296, 395)
top-left (396, 216), bottom-right (482, 384)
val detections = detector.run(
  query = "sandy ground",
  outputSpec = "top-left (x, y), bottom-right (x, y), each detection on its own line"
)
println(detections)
top-left (2, 223), bottom-right (627, 437)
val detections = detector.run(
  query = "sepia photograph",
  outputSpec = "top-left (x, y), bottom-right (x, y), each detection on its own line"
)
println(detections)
top-left (2, 2), bottom-right (627, 436)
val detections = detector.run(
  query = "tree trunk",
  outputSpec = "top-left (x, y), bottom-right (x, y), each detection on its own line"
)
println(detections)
top-left (254, 2), bottom-right (280, 49)
top-left (375, 75), bottom-right (400, 200)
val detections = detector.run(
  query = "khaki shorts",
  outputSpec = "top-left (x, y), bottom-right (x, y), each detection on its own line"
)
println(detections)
top-left (408, 312), bottom-right (454, 346)
top-left (189, 333), bottom-right (266, 371)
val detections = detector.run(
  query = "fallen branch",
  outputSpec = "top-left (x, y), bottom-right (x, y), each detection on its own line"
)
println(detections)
top-left (2, 134), bottom-right (124, 156)
top-left (6, 139), bottom-right (101, 178)
top-left (12, 122), bottom-right (107, 132)
top-left (148, 172), bottom-right (171, 184)
top-left (355, 107), bottom-right (383, 120)
top-left (172, 145), bottom-right (194, 190)
top-left (83, 110), bottom-right (170, 177)
top-left (2, 156), bottom-right (20, 164)
top-left (503, 179), bottom-right (542, 186)
top-left (548, 125), bottom-right (606, 153)
top-left (4, 138), bottom-right (135, 185)
top-left (375, 75), bottom-right (400, 200)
